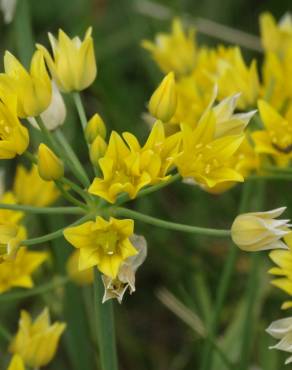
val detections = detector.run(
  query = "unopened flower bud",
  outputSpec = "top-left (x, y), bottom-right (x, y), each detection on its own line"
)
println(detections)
top-left (148, 72), bottom-right (177, 122)
top-left (38, 144), bottom-right (64, 181)
top-left (85, 113), bottom-right (106, 143)
top-left (231, 207), bottom-right (291, 252)
top-left (89, 135), bottom-right (107, 167)
top-left (41, 82), bottom-right (66, 130)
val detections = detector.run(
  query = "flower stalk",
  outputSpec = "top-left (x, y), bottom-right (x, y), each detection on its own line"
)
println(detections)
top-left (113, 207), bottom-right (231, 237)
top-left (93, 268), bottom-right (118, 370)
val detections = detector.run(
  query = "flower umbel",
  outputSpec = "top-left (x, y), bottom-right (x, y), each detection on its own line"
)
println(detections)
top-left (64, 217), bottom-right (137, 279)
top-left (231, 207), bottom-right (291, 252)
top-left (9, 308), bottom-right (66, 368)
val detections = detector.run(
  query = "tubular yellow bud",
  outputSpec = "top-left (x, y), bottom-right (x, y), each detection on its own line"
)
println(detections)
top-left (231, 207), bottom-right (291, 252)
top-left (148, 72), bottom-right (177, 122)
top-left (85, 113), bottom-right (106, 144)
top-left (89, 135), bottom-right (107, 167)
top-left (38, 144), bottom-right (64, 181)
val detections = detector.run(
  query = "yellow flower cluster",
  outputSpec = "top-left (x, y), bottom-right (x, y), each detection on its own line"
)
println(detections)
top-left (88, 120), bottom-right (181, 203)
top-left (142, 15), bottom-right (292, 182)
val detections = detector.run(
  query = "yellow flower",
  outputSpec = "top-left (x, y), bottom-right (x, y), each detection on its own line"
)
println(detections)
top-left (148, 72), bottom-right (177, 122)
top-left (269, 250), bottom-right (292, 309)
top-left (85, 113), bottom-right (106, 144)
top-left (261, 48), bottom-right (292, 110)
top-left (231, 207), bottom-right (291, 252)
top-left (266, 316), bottom-right (292, 365)
top-left (37, 27), bottom-right (97, 92)
top-left (66, 249), bottom-right (93, 286)
top-left (269, 233), bottom-right (292, 310)
top-left (252, 100), bottom-right (292, 166)
top-left (142, 18), bottom-right (197, 76)
top-left (175, 117), bottom-right (244, 189)
top-left (13, 165), bottom-right (60, 206)
top-left (38, 143), bottom-right (64, 181)
top-left (10, 308), bottom-right (66, 368)
top-left (7, 355), bottom-right (25, 370)
top-left (213, 47), bottom-right (260, 109)
top-left (64, 217), bottom-right (137, 278)
top-left (0, 94), bottom-right (29, 159)
top-left (88, 121), bottom-right (181, 203)
top-left (0, 247), bottom-right (47, 293)
top-left (0, 51), bottom-right (51, 118)
top-left (260, 12), bottom-right (292, 56)
top-left (202, 137), bottom-right (259, 194)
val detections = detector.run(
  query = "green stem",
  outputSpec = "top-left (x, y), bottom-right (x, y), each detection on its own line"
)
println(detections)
top-left (73, 92), bottom-right (88, 131)
top-left (55, 181), bottom-right (87, 209)
top-left (116, 173), bottom-right (181, 205)
top-left (0, 323), bottom-right (12, 342)
top-left (24, 150), bottom-right (37, 164)
top-left (0, 203), bottom-right (85, 215)
top-left (200, 182), bottom-right (253, 370)
top-left (36, 117), bottom-right (90, 188)
top-left (22, 214), bottom-right (93, 246)
top-left (238, 181), bottom-right (266, 370)
top-left (55, 129), bottom-right (91, 187)
top-left (60, 177), bottom-right (91, 203)
top-left (249, 174), bottom-right (292, 181)
top-left (36, 116), bottom-right (60, 155)
top-left (13, 0), bottom-right (34, 68)
top-left (238, 254), bottom-right (261, 370)
top-left (94, 268), bottom-right (118, 370)
top-left (113, 207), bottom-right (230, 237)
top-left (263, 166), bottom-right (292, 174)
top-left (209, 340), bottom-right (234, 369)
top-left (0, 276), bottom-right (69, 302)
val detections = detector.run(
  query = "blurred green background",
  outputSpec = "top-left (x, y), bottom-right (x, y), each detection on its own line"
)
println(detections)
top-left (1, 0), bottom-right (292, 369)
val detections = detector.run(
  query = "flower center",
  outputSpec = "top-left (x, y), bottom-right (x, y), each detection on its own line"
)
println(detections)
top-left (96, 231), bottom-right (119, 255)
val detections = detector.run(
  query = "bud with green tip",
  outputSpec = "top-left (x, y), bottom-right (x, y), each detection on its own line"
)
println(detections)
top-left (38, 143), bottom-right (64, 181)
top-left (85, 113), bottom-right (106, 144)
